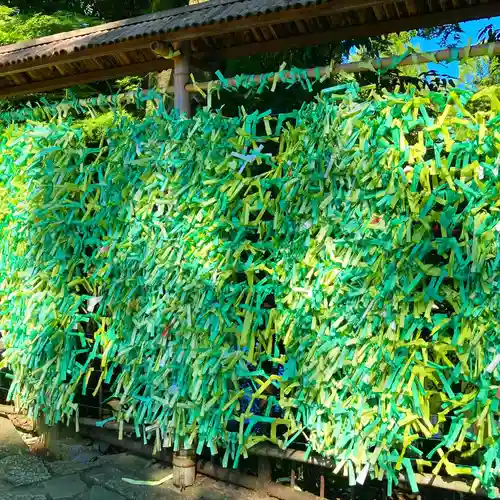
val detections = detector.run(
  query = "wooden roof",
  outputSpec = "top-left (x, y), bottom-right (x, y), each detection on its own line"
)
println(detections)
top-left (0, 0), bottom-right (500, 98)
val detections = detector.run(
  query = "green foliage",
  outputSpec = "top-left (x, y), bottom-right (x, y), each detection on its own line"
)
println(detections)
top-left (75, 111), bottom-right (117, 144)
top-left (418, 23), bottom-right (463, 47)
top-left (115, 76), bottom-right (144, 93)
top-left (150, 0), bottom-right (188, 11)
top-left (458, 57), bottom-right (500, 114)
top-left (4, 0), bottom-right (149, 21)
top-left (473, 24), bottom-right (500, 88)
top-left (0, 5), bottom-right (97, 44)
top-left (456, 21), bottom-right (500, 90)
top-left (418, 21), bottom-right (500, 90)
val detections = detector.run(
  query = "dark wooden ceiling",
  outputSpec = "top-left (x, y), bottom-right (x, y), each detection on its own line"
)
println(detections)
top-left (0, 0), bottom-right (499, 98)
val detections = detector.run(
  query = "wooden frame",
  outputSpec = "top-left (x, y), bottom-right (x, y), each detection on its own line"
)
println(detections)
top-left (0, 0), bottom-right (500, 97)
top-left (0, 58), bottom-right (173, 98)
top-left (213, 3), bottom-right (500, 59)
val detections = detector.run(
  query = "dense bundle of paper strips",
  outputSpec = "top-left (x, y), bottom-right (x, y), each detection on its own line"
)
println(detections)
top-left (1, 83), bottom-right (500, 496)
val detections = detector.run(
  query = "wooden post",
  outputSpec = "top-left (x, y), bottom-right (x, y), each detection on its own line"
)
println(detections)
top-left (173, 42), bottom-right (191, 117)
top-left (258, 455), bottom-right (272, 487)
top-left (173, 448), bottom-right (196, 489)
top-left (37, 418), bottom-right (59, 453)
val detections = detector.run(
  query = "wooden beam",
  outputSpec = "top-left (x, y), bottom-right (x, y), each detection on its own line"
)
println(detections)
top-left (190, 56), bottom-right (224, 73)
top-left (0, 0), bottom-right (498, 97)
top-left (3, 0), bottom-right (486, 77)
top-left (0, 0), bottom-right (498, 84)
top-left (210, 2), bottom-right (500, 60)
top-left (0, 58), bottom-right (173, 98)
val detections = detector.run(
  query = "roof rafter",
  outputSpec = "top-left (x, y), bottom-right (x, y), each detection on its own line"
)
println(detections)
top-left (215, 2), bottom-right (500, 59)
top-left (0, 58), bottom-right (174, 98)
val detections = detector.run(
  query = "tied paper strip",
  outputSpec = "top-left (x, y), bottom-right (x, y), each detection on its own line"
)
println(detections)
top-left (1, 82), bottom-right (500, 498)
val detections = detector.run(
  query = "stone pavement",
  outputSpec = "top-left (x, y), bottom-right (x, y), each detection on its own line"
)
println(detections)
top-left (0, 417), bottom-right (26, 457)
top-left (0, 451), bottom-right (259, 500)
top-left (0, 417), bottom-right (259, 500)
top-left (0, 448), bottom-right (262, 500)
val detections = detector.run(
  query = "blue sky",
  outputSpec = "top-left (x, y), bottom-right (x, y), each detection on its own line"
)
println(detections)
top-left (412, 16), bottom-right (500, 77)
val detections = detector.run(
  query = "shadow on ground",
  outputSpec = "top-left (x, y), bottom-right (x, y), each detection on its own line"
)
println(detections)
top-left (0, 416), bottom-right (260, 500)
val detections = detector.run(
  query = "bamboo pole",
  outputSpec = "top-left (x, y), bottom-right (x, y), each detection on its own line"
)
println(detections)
top-left (185, 41), bottom-right (500, 93)
top-left (173, 42), bottom-right (191, 117)
top-left (76, 40), bottom-right (500, 99)
top-left (2, 40), bottom-right (499, 119)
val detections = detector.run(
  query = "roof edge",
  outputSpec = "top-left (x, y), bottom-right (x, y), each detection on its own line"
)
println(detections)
top-left (0, 0), bottom-right (278, 56)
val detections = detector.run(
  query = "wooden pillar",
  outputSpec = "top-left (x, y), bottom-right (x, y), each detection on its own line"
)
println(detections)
top-left (258, 455), bottom-right (272, 484)
top-left (173, 42), bottom-right (191, 117)
top-left (173, 448), bottom-right (196, 489)
top-left (37, 418), bottom-right (59, 453)
top-left (319, 472), bottom-right (325, 499)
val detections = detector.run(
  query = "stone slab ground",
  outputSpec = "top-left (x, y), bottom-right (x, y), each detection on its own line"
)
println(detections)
top-left (0, 450), bottom-right (261, 500)
top-left (0, 416), bottom-right (27, 458)
top-left (0, 417), bottom-right (260, 500)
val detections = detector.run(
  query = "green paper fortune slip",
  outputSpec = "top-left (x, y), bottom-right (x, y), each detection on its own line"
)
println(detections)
top-left (0, 81), bottom-right (500, 497)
